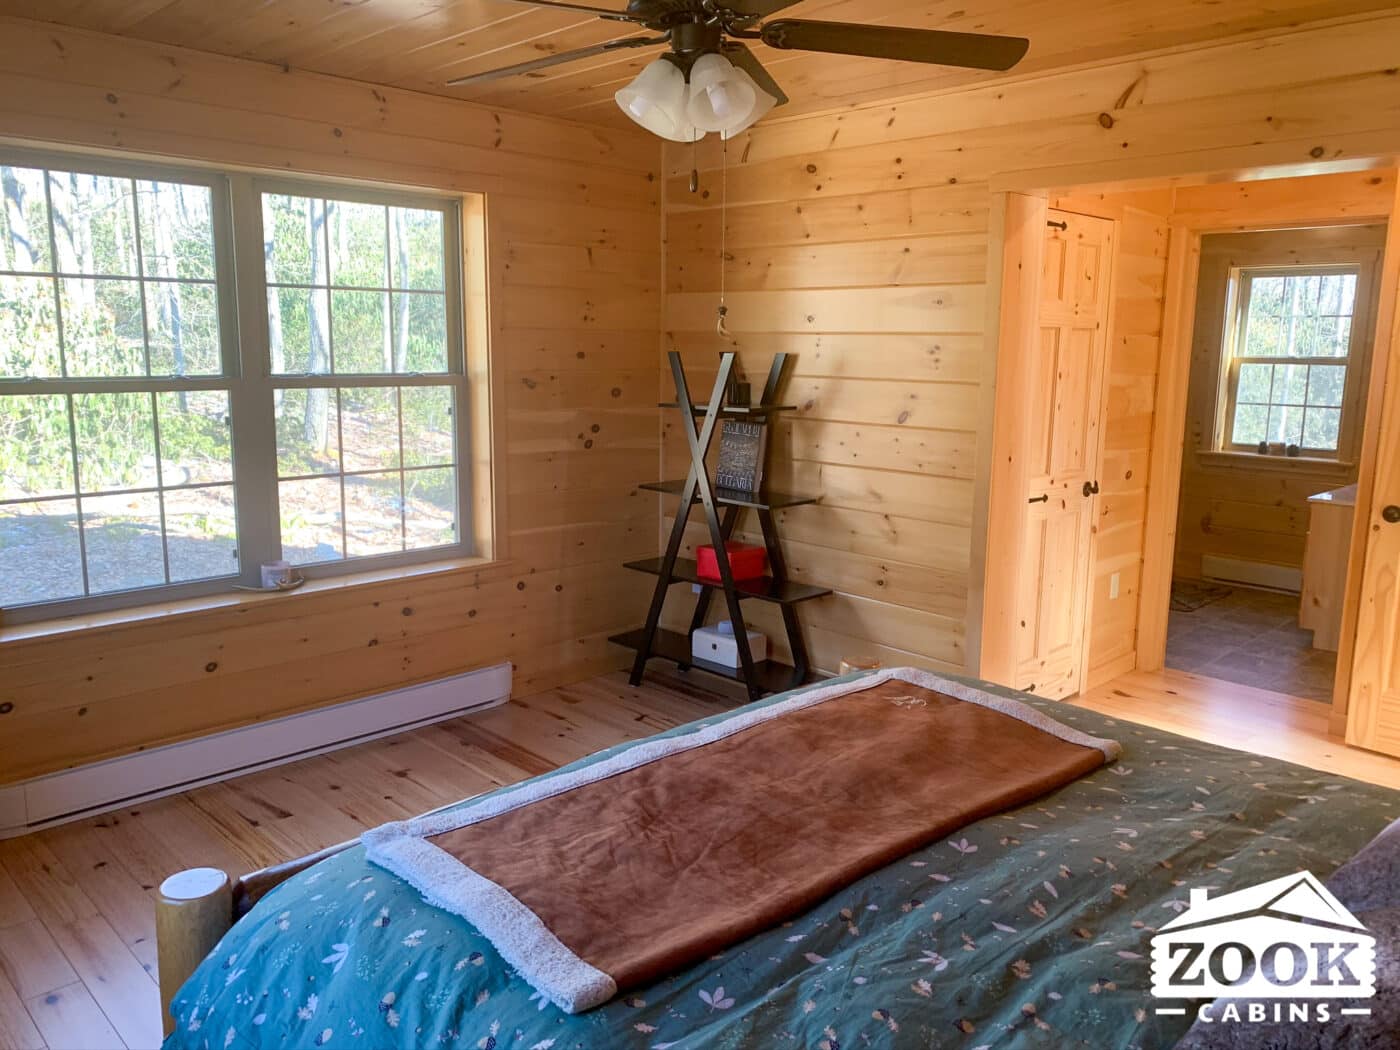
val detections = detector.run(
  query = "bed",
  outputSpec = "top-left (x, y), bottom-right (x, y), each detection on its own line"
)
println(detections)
top-left (162, 670), bottom-right (1399, 1049)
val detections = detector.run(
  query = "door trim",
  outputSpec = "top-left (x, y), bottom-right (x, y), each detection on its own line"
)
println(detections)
top-left (1133, 226), bottom-right (1200, 672)
top-left (1340, 179), bottom-right (1400, 740)
top-left (975, 191), bottom-right (1049, 686)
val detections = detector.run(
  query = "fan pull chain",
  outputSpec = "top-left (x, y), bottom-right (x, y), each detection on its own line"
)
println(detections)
top-left (716, 135), bottom-right (730, 338)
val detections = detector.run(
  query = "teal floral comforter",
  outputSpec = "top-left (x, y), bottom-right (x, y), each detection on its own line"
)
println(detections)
top-left (165, 672), bottom-right (1398, 1050)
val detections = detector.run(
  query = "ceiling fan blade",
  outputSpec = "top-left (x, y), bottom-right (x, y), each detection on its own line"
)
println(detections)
top-left (721, 42), bottom-right (788, 106)
top-left (760, 20), bottom-right (1030, 72)
top-left (501, 0), bottom-right (640, 21)
top-left (720, 0), bottom-right (803, 18)
top-left (446, 35), bottom-right (665, 86)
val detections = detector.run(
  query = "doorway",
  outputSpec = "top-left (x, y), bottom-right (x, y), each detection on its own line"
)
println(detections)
top-left (981, 168), bottom-right (1399, 742)
top-left (1163, 224), bottom-right (1386, 704)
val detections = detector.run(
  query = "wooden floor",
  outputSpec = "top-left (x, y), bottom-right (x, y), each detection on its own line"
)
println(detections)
top-left (1074, 667), bottom-right (1400, 789)
top-left (0, 672), bottom-right (730, 1050)
top-left (2, 666), bottom-right (1399, 1048)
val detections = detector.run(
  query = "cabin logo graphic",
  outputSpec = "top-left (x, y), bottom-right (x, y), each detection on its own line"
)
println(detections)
top-left (1149, 871), bottom-right (1376, 1023)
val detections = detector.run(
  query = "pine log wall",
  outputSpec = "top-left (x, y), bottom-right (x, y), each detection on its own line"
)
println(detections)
top-left (0, 18), bottom-right (663, 783)
top-left (659, 14), bottom-right (1400, 680)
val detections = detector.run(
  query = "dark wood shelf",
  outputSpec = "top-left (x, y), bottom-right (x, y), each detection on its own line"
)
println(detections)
top-left (639, 479), bottom-right (820, 510)
top-left (623, 557), bottom-right (832, 605)
top-left (610, 628), bottom-right (798, 695)
top-left (625, 350), bottom-right (819, 703)
top-left (658, 401), bottom-right (798, 416)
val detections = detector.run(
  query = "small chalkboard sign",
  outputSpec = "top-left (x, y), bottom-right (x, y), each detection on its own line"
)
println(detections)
top-left (716, 420), bottom-right (767, 492)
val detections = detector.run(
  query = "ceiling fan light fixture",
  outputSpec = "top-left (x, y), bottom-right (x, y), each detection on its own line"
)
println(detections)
top-left (719, 66), bottom-right (777, 140)
top-left (615, 57), bottom-right (694, 141)
top-left (686, 53), bottom-right (757, 133)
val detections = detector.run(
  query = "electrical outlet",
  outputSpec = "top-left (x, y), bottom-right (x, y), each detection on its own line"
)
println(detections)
top-left (1109, 572), bottom-right (1121, 600)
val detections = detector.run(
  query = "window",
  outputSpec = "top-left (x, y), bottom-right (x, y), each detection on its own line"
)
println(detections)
top-left (0, 150), bottom-right (474, 621)
top-left (1221, 267), bottom-right (1360, 457)
top-left (260, 189), bottom-right (461, 566)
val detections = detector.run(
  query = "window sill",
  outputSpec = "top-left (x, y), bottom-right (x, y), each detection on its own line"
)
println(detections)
top-left (1194, 449), bottom-right (1356, 476)
top-left (0, 555), bottom-right (515, 647)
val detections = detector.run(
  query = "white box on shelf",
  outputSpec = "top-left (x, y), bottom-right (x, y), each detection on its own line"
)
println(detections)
top-left (692, 621), bottom-right (768, 668)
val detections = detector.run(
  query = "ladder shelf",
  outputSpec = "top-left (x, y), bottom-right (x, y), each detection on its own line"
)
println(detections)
top-left (613, 350), bottom-right (828, 702)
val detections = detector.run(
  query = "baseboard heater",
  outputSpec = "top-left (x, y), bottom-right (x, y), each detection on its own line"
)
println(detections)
top-left (1200, 554), bottom-right (1303, 594)
top-left (0, 662), bottom-right (512, 839)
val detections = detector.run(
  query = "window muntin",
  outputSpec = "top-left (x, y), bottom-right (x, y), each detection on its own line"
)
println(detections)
top-left (0, 151), bottom-right (473, 621)
top-left (1223, 267), bottom-right (1359, 456)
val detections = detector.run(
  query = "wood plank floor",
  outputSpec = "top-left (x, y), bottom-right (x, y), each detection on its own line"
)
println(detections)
top-left (2, 666), bottom-right (1398, 1047)
top-left (0, 672), bottom-right (730, 1050)
top-left (1073, 667), bottom-right (1400, 789)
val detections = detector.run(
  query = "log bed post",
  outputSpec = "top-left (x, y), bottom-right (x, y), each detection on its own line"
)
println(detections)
top-left (154, 838), bottom-right (361, 1034)
top-left (156, 867), bottom-right (234, 1037)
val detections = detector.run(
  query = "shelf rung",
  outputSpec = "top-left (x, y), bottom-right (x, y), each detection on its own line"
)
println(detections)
top-left (610, 628), bottom-right (798, 695)
top-left (658, 402), bottom-right (797, 416)
top-left (638, 479), bottom-right (819, 510)
top-left (623, 557), bottom-right (831, 605)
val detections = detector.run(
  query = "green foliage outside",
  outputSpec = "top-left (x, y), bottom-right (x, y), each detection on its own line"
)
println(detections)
top-left (2, 166), bottom-right (461, 607)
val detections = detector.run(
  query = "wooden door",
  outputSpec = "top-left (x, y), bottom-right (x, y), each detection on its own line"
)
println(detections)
top-left (1012, 210), bottom-right (1115, 698)
top-left (1347, 315), bottom-right (1400, 756)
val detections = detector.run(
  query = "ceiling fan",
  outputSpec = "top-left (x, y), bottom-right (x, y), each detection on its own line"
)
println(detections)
top-left (447, 0), bottom-right (1030, 141)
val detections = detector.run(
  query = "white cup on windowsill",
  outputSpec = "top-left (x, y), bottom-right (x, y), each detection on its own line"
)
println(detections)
top-left (259, 561), bottom-right (296, 590)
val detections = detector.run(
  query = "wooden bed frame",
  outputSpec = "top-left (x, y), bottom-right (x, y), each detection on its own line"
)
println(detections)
top-left (156, 840), bottom-right (356, 1036)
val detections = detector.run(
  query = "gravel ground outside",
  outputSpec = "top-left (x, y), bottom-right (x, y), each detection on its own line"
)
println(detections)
top-left (0, 477), bottom-right (453, 607)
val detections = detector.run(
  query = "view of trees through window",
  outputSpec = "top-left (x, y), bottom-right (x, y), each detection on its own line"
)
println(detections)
top-left (261, 192), bottom-right (457, 566)
top-left (0, 156), bottom-right (467, 614)
top-left (1226, 268), bottom-right (1357, 453)
top-left (0, 164), bottom-right (235, 607)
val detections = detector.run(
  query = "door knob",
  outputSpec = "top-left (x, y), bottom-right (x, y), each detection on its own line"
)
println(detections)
top-left (1383, 505), bottom-right (1400, 524)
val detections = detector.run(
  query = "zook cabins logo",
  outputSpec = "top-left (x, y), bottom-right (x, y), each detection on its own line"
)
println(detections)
top-left (1149, 871), bottom-right (1375, 1026)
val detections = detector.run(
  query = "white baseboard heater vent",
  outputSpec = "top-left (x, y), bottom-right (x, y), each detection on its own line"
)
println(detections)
top-left (0, 662), bottom-right (511, 839)
top-left (1201, 555), bottom-right (1303, 594)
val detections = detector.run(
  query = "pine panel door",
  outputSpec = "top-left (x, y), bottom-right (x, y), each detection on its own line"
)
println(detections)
top-left (1013, 210), bottom-right (1115, 698)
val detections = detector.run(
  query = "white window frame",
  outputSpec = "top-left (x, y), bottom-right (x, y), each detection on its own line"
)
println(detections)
top-left (1216, 262), bottom-right (1374, 462)
top-left (0, 148), bottom-right (475, 625)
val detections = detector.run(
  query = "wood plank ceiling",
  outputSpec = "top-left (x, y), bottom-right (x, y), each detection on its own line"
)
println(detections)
top-left (2, 0), bottom-right (1397, 130)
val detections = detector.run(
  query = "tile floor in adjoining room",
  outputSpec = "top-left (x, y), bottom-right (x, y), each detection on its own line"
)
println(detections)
top-left (1164, 581), bottom-right (1337, 702)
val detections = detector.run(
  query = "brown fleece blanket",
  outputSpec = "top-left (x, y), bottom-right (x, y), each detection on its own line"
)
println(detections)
top-left (363, 668), bottom-right (1120, 1012)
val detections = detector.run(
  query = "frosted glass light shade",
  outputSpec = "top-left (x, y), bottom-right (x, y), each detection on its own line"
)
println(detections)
top-left (686, 53), bottom-right (757, 133)
top-left (720, 66), bottom-right (777, 140)
top-left (615, 58), bottom-right (695, 142)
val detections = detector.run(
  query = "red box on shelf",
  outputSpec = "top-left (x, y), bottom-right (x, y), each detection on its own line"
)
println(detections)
top-left (697, 542), bottom-right (768, 581)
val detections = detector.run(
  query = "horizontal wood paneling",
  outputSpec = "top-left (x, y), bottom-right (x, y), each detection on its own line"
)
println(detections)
top-left (660, 12), bottom-right (1400, 681)
top-left (0, 24), bottom-right (662, 782)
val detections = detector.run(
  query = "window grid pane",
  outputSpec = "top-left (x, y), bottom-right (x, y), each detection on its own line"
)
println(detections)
top-left (274, 383), bottom-right (457, 567)
top-left (0, 388), bottom-right (238, 608)
top-left (1241, 272), bottom-right (1356, 360)
top-left (1, 166), bottom-right (223, 380)
top-left (262, 192), bottom-right (451, 378)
